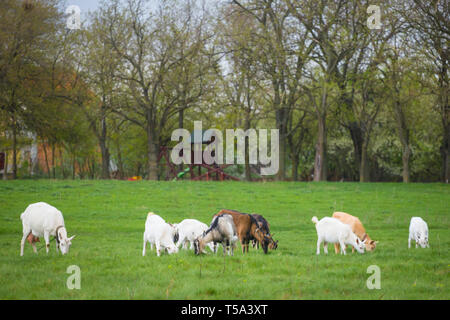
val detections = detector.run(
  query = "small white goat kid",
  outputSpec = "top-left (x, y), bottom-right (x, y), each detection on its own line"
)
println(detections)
top-left (142, 212), bottom-right (179, 257)
top-left (408, 217), bottom-right (429, 248)
top-left (312, 216), bottom-right (365, 255)
top-left (175, 219), bottom-right (216, 253)
top-left (20, 202), bottom-right (75, 256)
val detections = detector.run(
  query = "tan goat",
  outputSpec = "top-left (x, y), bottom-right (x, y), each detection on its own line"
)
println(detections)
top-left (332, 211), bottom-right (377, 253)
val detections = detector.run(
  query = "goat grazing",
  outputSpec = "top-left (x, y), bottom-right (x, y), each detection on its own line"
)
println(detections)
top-left (332, 211), bottom-right (377, 253)
top-left (194, 214), bottom-right (238, 256)
top-left (142, 212), bottom-right (179, 257)
top-left (312, 216), bottom-right (365, 255)
top-left (175, 219), bottom-right (216, 253)
top-left (250, 213), bottom-right (278, 250)
top-left (20, 202), bottom-right (75, 256)
top-left (408, 217), bottom-right (429, 248)
top-left (214, 209), bottom-right (271, 254)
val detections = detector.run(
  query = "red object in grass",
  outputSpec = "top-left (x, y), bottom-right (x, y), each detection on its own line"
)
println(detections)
top-left (127, 176), bottom-right (142, 181)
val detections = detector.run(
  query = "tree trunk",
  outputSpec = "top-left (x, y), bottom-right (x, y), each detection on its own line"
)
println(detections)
top-left (51, 143), bottom-right (56, 179)
top-left (115, 140), bottom-right (125, 179)
top-left (437, 48), bottom-right (449, 183)
top-left (393, 97), bottom-right (411, 183)
top-left (72, 154), bottom-right (76, 180)
top-left (244, 136), bottom-right (252, 182)
top-left (314, 113), bottom-right (327, 181)
top-left (360, 141), bottom-right (370, 182)
top-left (439, 90), bottom-right (449, 183)
top-left (91, 158), bottom-right (95, 179)
top-left (100, 139), bottom-right (110, 179)
top-left (291, 153), bottom-right (299, 181)
top-left (402, 145), bottom-right (411, 183)
top-left (277, 131), bottom-right (286, 181)
top-left (178, 108), bottom-right (184, 174)
top-left (349, 122), bottom-right (363, 181)
top-left (147, 128), bottom-right (159, 181)
top-left (59, 148), bottom-right (67, 179)
top-left (3, 151), bottom-right (8, 180)
top-left (244, 117), bottom-right (252, 182)
top-left (12, 121), bottom-right (17, 179)
top-left (440, 126), bottom-right (449, 183)
top-left (100, 118), bottom-right (110, 179)
top-left (275, 107), bottom-right (287, 181)
top-left (42, 142), bottom-right (51, 178)
top-left (77, 159), bottom-right (85, 179)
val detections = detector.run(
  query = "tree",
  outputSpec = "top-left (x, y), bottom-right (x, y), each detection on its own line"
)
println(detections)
top-left (102, 0), bottom-right (214, 180)
top-left (380, 40), bottom-right (424, 183)
top-left (217, 5), bottom-right (266, 181)
top-left (231, 0), bottom-right (315, 180)
top-left (288, 0), bottom-right (353, 181)
top-left (0, 0), bottom-right (63, 179)
top-left (74, 10), bottom-right (126, 179)
top-left (408, 0), bottom-right (449, 182)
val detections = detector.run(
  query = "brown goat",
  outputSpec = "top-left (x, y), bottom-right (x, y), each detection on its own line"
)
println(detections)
top-left (250, 214), bottom-right (278, 250)
top-left (214, 209), bottom-right (270, 254)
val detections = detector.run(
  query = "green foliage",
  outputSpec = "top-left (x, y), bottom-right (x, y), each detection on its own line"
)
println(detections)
top-left (0, 0), bottom-right (447, 182)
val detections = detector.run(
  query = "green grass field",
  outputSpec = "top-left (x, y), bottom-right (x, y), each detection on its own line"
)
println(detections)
top-left (0, 180), bottom-right (448, 300)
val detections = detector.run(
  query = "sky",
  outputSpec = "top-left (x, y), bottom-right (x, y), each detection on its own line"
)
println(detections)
top-left (64, 0), bottom-right (163, 19)
top-left (66, 0), bottom-right (101, 15)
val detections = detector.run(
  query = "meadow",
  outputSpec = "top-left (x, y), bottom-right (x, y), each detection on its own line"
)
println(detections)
top-left (0, 180), bottom-right (448, 300)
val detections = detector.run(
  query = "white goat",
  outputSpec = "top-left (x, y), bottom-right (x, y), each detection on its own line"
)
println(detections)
top-left (408, 217), bottom-right (429, 248)
top-left (312, 216), bottom-right (365, 255)
top-left (194, 214), bottom-right (238, 256)
top-left (20, 202), bottom-right (75, 256)
top-left (175, 219), bottom-right (216, 253)
top-left (142, 212), bottom-right (179, 257)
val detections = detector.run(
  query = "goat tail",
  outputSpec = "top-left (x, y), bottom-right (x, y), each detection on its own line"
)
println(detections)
top-left (312, 216), bottom-right (319, 224)
top-left (147, 212), bottom-right (155, 218)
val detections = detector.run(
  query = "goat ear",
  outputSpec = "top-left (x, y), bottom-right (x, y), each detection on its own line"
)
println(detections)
top-left (68, 235), bottom-right (75, 241)
top-left (356, 238), bottom-right (360, 244)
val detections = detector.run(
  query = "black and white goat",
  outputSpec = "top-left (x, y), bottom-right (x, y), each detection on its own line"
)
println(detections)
top-left (194, 214), bottom-right (238, 256)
